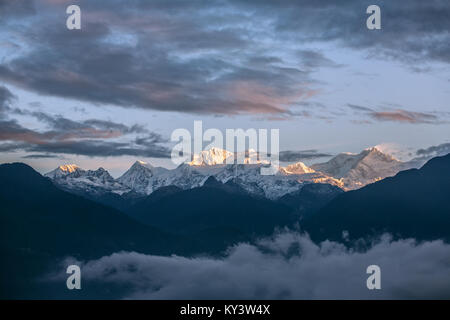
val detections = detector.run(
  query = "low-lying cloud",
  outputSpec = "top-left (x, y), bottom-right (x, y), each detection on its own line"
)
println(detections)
top-left (50, 231), bottom-right (450, 299)
top-left (417, 143), bottom-right (450, 158)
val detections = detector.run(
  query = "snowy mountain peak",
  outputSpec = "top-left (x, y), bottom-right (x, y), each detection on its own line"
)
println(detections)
top-left (44, 164), bottom-right (129, 196)
top-left (45, 164), bottom-right (83, 179)
top-left (189, 147), bottom-right (233, 166)
top-left (280, 162), bottom-right (315, 174)
top-left (189, 147), bottom-right (268, 166)
top-left (311, 147), bottom-right (404, 189)
top-left (364, 146), bottom-right (398, 162)
top-left (58, 164), bottom-right (81, 173)
top-left (85, 167), bottom-right (114, 181)
top-left (119, 161), bottom-right (154, 182)
top-left (44, 146), bottom-right (424, 200)
top-left (117, 160), bottom-right (171, 194)
top-left (131, 160), bottom-right (153, 169)
top-left (365, 146), bottom-right (380, 152)
top-left (46, 164), bottom-right (115, 180)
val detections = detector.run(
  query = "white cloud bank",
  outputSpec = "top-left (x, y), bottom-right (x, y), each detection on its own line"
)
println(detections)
top-left (54, 232), bottom-right (450, 299)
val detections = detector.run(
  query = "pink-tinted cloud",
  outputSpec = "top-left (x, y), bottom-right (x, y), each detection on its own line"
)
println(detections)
top-left (371, 109), bottom-right (439, 124)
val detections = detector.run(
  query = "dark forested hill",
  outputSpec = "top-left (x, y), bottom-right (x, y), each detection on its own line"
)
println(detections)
top-left (303, 154), bottom-right (450, 242)
top-left (129, 176), bottom-right (294, 235)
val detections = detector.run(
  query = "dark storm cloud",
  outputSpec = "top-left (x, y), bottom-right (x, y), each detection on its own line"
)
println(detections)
top-left (48, 231), bottom-right (450, 299)
top-left (279, 150), bottom-right (332, 162)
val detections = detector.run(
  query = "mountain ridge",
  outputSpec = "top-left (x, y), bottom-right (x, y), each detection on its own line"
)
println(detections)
top-left (43, 146), bottom-right (425, 203)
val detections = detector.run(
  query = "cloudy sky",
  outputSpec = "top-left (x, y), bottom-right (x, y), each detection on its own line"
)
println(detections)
top-left (1, 0), bottom-right (449, 176)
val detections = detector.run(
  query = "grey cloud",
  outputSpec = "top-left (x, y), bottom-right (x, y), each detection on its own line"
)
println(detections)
top-left (0, 7), bottom-right (312, 116)
top-left (232, 0), bottom-right (450, 65)
top-left (0, 0), bottom-right (36, 19)
top-left (297, 50), bottom-right (340, 69)
top-left (0, 130), bottom-right (171, 159)
top-left (48, 231), bottom-right (450, 299)
top-left (296, 101), bottom-right (327, 109)
top-left (21, 154), bottom-right (59, 159)
top-left (0, 141), bottom-right (27, 152)
top-left (0, 117), bottom-right (132, 142)
top-left (347, 104), bottom-right (374, 113)
top-left (1, 0), bottom-right (448, 117)
top-left (416, 143), bottom-right (450, 158)
top-left (247, 56), bottom-right (284, 66)
top-left (347, 103), bottom-right (444, 124)
top-left (0, 86), bottom-right (15, 105)
top-left (370, 110), bottom-right (440, 124)
top-left (0, 86), bottom-right (15, 117)
top-left (25, 139), bottom-right (171, 158)
top-left (0, 110), bottom-right (171, 158)
top-left (0, 1), bottom-right (329, 116)
top-left (279, 150), bottom-right (332, 162)
top-left (135, 133), bottom-right (169, 147)
top-left (29, 111), bottom-right (148, 136)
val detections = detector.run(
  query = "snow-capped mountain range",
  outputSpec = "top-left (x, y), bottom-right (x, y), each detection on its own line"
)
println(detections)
top-left (45, 147), bottom-right (425, 200)
top-left (46, 165), bottom-right (131, 196)
top-left (311, 147), bottom-right (412, 189)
